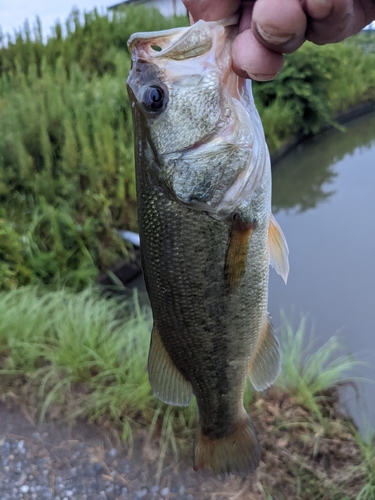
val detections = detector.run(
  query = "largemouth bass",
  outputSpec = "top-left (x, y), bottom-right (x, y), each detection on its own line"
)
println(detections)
top-left (127, 16), bottom-right (289, 476)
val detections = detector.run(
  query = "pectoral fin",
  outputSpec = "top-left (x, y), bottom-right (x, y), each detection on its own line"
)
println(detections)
top-left (225, 214), bottom-right (255, 290)
top-left (248, 315), bottom-right (281, 391)
top-left (148, 326), bottom-right (192, 407)
top-left (268, 214), bottom-right (289, 284)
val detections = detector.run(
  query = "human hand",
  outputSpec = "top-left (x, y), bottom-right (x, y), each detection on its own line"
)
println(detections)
top-left (183, 0), bottom-right (375, 81)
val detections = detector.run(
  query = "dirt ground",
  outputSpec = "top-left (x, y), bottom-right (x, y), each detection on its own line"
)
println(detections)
top-left (0, 388), bottom-right (367, 500)
top-left (0, 399), bottom-right (259, 500)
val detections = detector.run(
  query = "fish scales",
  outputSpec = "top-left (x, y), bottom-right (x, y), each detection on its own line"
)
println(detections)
top-left (127, 16), bottom-right (289, 475)
top-left (138, 142), bottom-right (267, 427)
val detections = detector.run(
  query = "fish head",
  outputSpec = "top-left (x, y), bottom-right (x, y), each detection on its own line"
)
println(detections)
top-left (127, 19), bottom-right (269, 217)
top-left (127, 20), bottom-right (235, 153)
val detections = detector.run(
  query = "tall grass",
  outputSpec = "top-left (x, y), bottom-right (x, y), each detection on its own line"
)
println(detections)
top-left (0, 7), bottom-right (188, 290)
top-left (0, 286), bottom-right (201, 451)
top-left (0, 54), bottom-right (133, 289)
top-left (0, 287), bottom-right (152, 426)
top-left (0, 7), bottom-right (189, 77)
top-left (0, 287), bottom-right (373, 494)
top-left (276, 311), bottom-right (365, 415)
top-left (0, 10), bottom-right (375, 290)
top-left (0, 287), bottom-right (368, 435)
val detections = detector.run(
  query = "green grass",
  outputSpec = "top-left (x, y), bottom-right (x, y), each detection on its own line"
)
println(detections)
top-left (0, 7), bottom-right (189, 290)
top-left (276, 311), bottom-right (366, 416)
top-left (0, 286), bottom-right (153, 426)
top-left (0, 286), bottom-right (373, 497)
top-left (0, 286), bottom-right (199, 454)
top-left (0, 10), bottom-right (374, 291)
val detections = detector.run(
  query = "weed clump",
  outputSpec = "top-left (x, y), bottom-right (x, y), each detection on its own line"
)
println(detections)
top-left (0, 287), bottom-right (373, 498)
top-left (0, 11), bottom-right (375, 288)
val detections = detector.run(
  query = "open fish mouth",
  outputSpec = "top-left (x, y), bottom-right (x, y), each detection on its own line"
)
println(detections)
top-left (128, 16), bottom-right (239, 62)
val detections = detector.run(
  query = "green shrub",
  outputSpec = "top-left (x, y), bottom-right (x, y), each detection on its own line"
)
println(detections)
top-left (0, 7), bottom-right (188, 290)
top-left (0, 56), bottom-right (133, 288)
top-left (254, 40), bottom-right (375, 144)
top-left (0, 218), bottom-right (31, 289)
top-left (0, 9), bottom-right (374, 288)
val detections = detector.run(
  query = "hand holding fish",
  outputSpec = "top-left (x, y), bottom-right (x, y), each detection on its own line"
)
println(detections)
top-left (183, 0), bottom-right (375, 81)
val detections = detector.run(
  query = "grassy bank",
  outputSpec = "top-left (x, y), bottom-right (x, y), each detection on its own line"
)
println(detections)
top-left (253, 39), bottom-right (375, 152)
top-left (0, 7), bottom-right (188, 290)
top-left (0, 9), bottom-right (375, 289)
top-left (0, 286), bottom-right (373, 498)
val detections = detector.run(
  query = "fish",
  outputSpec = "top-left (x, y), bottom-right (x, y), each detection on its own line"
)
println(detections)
top-left (126, 16), bottom-right (289, 476)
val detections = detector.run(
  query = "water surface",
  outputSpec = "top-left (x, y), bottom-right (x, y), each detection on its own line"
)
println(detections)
top-left (268, 113), bottom-right (375, 430)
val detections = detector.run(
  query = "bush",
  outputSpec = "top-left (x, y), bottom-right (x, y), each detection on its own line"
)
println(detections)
top-left (0, 7), bottom-right (188, 290)
top-left (0, 219), bottom-right (31, 289)
top-left (0, 9), bottom-right (374, 289)
top-left (254, 40), bottom-right (375, 145)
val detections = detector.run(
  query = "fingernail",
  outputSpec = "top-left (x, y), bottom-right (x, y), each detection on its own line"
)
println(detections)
top-left (255, 21), bottom-right (294, 45)
top-left (249, 73), bottom-right (279, 82)
top-left (242, 67), bottom-right (282, 82)
top-left (241, 69), bottom-right (279, 82)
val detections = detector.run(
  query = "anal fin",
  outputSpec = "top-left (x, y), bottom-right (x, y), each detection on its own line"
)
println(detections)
top-left (248, 315), bottom-right (281, 391)
top-left (148, 326), bottom-right (192, 407)
top-left (225, 214), bottom-right (255, 290)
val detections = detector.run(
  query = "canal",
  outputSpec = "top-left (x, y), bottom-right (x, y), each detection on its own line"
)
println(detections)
top-left (269, 112), bottom-right (375, 431)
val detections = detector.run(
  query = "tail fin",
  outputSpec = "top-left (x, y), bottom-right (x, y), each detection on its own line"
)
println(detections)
top-left (193, 410), bottom-right (260, 476)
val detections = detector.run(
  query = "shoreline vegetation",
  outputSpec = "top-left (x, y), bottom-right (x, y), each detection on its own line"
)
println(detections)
top-left (270, 99), bottom-right (375, 165)
top-left (0, 7), bottom-right (374, 498)
top-left (0, 7), bottom-right (375, 289)
top-left (0, 286), bottom-right (374, 499)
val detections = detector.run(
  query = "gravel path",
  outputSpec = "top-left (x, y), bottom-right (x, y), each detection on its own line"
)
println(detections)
top-left (0, 402), bottom-right (250, 500)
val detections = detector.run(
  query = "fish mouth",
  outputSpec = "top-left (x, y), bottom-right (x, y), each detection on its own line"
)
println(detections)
top-left (128, 21), bottom-right (213, 62)
top-left (128, 16), bottom-right (238, 62)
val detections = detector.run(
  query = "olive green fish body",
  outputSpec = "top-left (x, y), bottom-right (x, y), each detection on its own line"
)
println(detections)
top-left (127, 18), bottom-right (289, 475)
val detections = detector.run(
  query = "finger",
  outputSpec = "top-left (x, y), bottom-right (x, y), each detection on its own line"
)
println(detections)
top-left (232, 29), bottom-right (284, 81)
top-left (251, 0), bottom-right (307, 54)
top-left (239, 1), bottom-right (254, 33)
top-left (183, 0), bottom-right (241, 22)
top-left (305, 0), bottom-right (369, 44)
top-left (304, 0), bottom-right (334, 19)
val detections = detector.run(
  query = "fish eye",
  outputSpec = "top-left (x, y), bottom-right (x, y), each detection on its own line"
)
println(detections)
top-left (141, 85), bottom-right (166, 113)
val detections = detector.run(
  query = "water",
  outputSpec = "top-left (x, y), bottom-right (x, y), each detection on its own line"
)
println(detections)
top-left (268, 113), bottom-right (375, 431)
